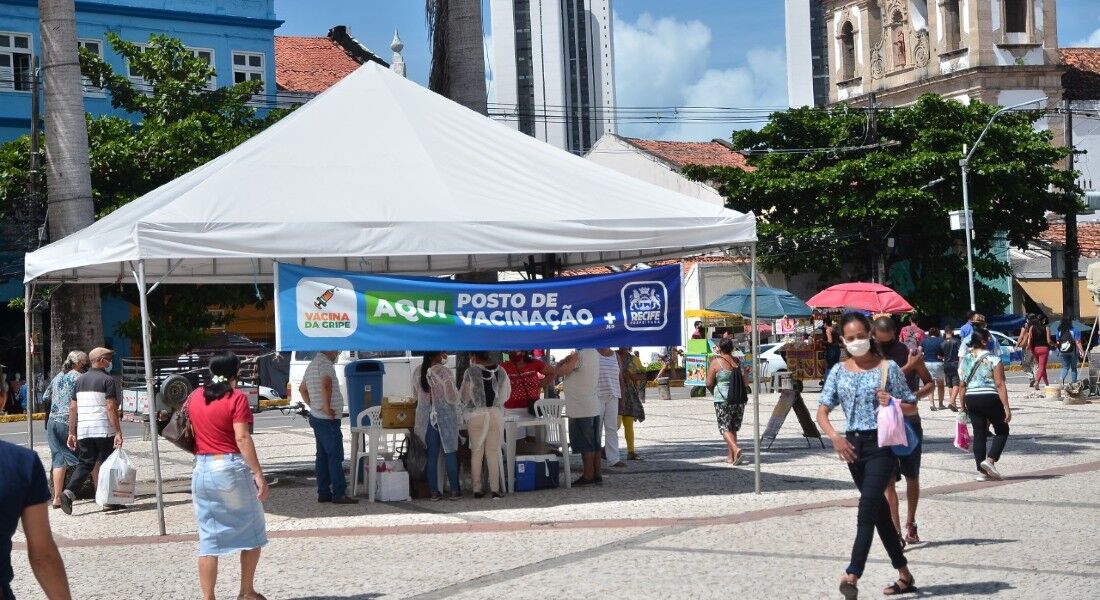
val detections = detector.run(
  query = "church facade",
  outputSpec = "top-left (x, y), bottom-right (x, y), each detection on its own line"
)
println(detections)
top-left (819, 0), bottom-right (1063, 108)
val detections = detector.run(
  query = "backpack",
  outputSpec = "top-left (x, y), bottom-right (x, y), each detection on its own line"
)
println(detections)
top-left (1058, 328), bottom-right (1075, 354)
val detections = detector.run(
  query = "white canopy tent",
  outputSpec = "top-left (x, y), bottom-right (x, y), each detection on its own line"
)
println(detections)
top-left (24, 62), bottom-right (762, 534)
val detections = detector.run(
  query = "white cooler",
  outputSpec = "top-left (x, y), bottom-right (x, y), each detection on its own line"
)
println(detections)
top-left (375, 470), bottom-right (410, 502)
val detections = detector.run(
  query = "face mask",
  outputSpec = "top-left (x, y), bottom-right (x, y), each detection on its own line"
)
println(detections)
top-left (845, 339), bottom-right (871, 357)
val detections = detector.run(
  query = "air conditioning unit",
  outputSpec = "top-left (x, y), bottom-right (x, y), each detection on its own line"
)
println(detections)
top-left (1085, 191), bottom-right (1100, 212)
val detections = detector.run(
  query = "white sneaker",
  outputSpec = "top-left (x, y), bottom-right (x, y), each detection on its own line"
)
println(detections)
top-left (980, 459), bottom-right (1003, 481)
top-left (974, 473), bottom-right (989, 481)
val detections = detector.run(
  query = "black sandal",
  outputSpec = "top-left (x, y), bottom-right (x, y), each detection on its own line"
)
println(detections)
top-left (882, 576), bottom-right (916, 596)
top-left (840, 580), bottom-right (859, 599)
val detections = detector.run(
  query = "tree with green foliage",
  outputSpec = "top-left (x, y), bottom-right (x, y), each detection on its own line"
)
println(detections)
top-left (0, 33), bottom-right (288, 356)
top-left (684, 94), bottom-right (1079, 317)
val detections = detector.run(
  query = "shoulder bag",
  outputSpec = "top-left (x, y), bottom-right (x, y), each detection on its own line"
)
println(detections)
top-left (962, 352), bottom-right (993, 387)
top-left (160, 402), bottom-right (196, 454)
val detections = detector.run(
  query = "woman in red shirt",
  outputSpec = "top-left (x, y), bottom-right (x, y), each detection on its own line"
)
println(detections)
top-left (187, 353), bottom-right (269, 600)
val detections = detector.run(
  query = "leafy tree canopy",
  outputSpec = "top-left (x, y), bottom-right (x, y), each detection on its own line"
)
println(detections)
top-left (684, 94), bottom-right (1079, 318)
top-left (0, 34), bottom-right (289, 352)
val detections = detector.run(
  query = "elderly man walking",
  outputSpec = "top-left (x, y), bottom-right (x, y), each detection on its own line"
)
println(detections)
top-left (61, 347), bottom-right (123, 515)
top-left (299, 351), bottom-right (358, 504)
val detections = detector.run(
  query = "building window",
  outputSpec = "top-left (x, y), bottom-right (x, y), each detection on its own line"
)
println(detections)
top-left (943, 0), bottom-right (962, 51)
top-left (188, 47), bottom-right (216, 90)
top-left (232, 51), bottom-right (264, 86)
top-left (78, 39), bottom-right (105, 96)
top-left (126, 44), bottom-right (147, 85)
top-left (0, 32), bottom-right (34, 92)
top-left (512, 0), bottom-right (536, 137)
top-left (1005, 0), bottom-right (1028, 34)
top-left (840, 21), bottom-right (856, 80)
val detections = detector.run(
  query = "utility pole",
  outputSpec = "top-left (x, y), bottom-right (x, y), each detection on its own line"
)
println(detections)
top-left (868, 92), bottom-right (886, 284)
top-left (24, 56), bottom-right (41, 445)
top-left (1063, 98), bottom-right (1079, 321)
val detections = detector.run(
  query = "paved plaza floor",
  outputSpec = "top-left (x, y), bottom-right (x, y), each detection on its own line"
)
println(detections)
top-left (9, 378), bottom-right (1100, 599)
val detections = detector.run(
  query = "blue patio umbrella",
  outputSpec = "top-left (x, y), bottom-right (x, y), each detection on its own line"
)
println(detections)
top-left (707, 286), bottom-right (814, 320)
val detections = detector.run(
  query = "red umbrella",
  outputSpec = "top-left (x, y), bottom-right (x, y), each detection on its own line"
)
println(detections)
top-left (806, 282), bottom-right (914, 313)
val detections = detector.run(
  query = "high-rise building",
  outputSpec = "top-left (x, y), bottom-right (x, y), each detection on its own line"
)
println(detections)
top-left (785, 0), bottom-right (830, 108)
top-left (490, 0), bottom-right (616, 154)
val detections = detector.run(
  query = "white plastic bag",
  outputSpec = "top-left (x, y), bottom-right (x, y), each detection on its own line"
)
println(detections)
top-left (96, 448), bottom-right (137, 506)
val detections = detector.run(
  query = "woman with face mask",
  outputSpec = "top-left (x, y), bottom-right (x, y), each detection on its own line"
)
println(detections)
top-left (502, 350), bottom-right (556, 441)
top-left (413, 351), bottom-right (464, 500)
top-left (460, 351), bottom-right (511, 499)
top-left (817, 313), bottom-right (916, 599)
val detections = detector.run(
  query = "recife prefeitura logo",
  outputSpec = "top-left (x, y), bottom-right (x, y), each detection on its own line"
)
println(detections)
top-left (621, 281), bottom-right (668, 331)
top-left (296, 277), bottom-right (357, 337)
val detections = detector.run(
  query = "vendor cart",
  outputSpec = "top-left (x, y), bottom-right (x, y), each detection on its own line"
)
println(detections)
top-left (120, 356), bottom-right (261, 438)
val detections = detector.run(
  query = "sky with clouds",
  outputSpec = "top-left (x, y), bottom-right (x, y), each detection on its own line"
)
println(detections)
top-left (275, 0), bottom-right (1100, 142)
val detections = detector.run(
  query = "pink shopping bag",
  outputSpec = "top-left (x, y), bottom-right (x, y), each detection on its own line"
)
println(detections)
top-left (876, 399), bottom-right (907, 448)
top-left (954, 418), bottom-right (972, 452)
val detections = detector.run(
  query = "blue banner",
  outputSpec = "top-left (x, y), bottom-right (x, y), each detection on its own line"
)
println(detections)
top-left (275, 263), bottom-right (682, 351)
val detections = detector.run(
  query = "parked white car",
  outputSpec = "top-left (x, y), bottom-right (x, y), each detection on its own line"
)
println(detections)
top-left (757, 343), bottom-right (789, 378)
top-left (287, 351), bottom-right (456, 417)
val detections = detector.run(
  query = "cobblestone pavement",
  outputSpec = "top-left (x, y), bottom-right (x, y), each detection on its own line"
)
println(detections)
top-left (10, 378), bottom-right (1100, 599)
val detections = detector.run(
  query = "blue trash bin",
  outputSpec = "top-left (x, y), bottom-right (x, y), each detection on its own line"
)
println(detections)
top-left (345, 360), bottom-right (385, 426)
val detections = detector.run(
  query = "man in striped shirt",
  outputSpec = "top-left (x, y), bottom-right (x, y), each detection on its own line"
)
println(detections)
top-left (61, 347), bottom-right (123, 515)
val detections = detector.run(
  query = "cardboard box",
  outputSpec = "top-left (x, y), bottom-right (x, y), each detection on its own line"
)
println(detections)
top-left (381, 397), bottom-right (417, 429)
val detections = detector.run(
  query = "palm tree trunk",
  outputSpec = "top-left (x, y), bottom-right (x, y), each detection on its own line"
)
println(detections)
top-left (427, 0), bottom-right (488, 115)
top-left (427, 0), bottom-right (490, 382)
top-left (40, 0), bottom-right (102, 373)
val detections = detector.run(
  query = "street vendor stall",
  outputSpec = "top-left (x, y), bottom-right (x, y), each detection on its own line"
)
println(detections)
top-left (23, 63), bottom-right (761, 533)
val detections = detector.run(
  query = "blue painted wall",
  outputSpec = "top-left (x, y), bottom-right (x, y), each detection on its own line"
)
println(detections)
top-left (0, 0), bottom-right (281, 140)
top-left (0, 0), bottom-right (282, 355)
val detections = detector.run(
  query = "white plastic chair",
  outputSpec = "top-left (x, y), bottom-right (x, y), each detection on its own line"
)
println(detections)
top-left (533, 398), bottom-right (566, 447)
top-left (350, 406), bottom-right (383, 498)
top-left (531, 398), bottom-right (570, 488)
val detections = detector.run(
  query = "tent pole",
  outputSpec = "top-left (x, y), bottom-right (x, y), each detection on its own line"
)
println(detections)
top-left (24, 284), bottom-right (34, 447)
top-left (137, 261), bottom-right (167, 535)
top-left (750, 244), bottom-right (761, 494)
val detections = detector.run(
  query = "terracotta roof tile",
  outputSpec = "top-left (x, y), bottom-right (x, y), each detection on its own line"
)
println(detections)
top-left (274, 36), bottom-right (362, 94)
top-left (1040, 222), bottom-right (1100, 258)
top-left (1062, 48), bottom-right (1100, 100)
top-left (623, 138), bottom-right (754, 171)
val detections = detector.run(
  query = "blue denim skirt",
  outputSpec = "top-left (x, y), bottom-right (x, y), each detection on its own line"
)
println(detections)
top-left (47, 419), bottom-right (78, 469)
top-left (192, 454), bottom-right (268, 556)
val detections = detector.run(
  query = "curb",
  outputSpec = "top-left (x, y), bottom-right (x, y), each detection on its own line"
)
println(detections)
top-left (258, 398), bottom-right (289, 410)
top-left (0, 413), bottom-right (45, 424)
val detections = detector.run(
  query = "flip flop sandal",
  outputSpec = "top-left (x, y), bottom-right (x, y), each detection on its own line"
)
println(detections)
top-left (883, 577), bottom-right (917, 596)
top-left (732, 450), bottom-right (745, 466)
top-left (840, 580), bottom-right (859, 599)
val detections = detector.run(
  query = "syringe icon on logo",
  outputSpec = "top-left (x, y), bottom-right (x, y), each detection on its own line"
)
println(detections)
top-left (314, 287), bottom-right (338, 309)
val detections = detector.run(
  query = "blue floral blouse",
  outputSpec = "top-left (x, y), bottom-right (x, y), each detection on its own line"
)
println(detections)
top-left (819, 361), bottom-right (915, 432)
top-left (43, 370), bottom-right (79, 425)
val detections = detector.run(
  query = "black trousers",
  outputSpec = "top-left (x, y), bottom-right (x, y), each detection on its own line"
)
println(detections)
top-left (65, 436), bottom-right (114, 495)
top-left (965, 393), bottom-right (1010, 471)
top-left (845, 431), bottom-right (908, 577)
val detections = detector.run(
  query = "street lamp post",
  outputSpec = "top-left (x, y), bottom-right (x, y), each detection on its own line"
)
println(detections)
top-left (957, 98), bottom-right (1046, 312)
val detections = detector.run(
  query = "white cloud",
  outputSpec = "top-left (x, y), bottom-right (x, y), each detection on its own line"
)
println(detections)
top-left (1077, 27), bottom-right (1100, 46)
top-left (613, 14), bottom-right (787, 141)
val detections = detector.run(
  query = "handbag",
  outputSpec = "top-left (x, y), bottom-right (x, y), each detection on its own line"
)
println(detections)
top-left (953, 413), bottom-right (972, 452)
top-left (892, 418), bottom-right (919, 457)
top-left (399, 432), bottom-right (428, 480)
top-left (160, 402), bottom-right (196, 454)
